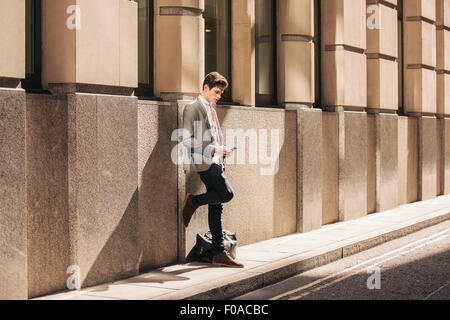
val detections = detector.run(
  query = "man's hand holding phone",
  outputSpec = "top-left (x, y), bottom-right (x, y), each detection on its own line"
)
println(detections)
top-left (215, 146), bottom-right (237, 158)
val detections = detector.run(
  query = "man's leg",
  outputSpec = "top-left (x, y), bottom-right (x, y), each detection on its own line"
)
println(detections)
top-left (192, 164), bottom-right (234, 207)
top-left (182, 164), bottom-right (231, 228)
top-left (208, 203), bottom-right (225, 254)
top-left (188, 164), bottom-right (243, 267)
top-left (192, 164), bottom-right (233, 253)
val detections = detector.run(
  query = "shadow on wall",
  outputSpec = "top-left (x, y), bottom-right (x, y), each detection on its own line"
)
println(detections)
top-left (83, 189), bottom-right (139, 287)
top-left (271, 111), bottom-right (295, 237)
top-left (136, 103), bottom-right (179, 271)
top-left (82, 102), bottom-right (180, 287)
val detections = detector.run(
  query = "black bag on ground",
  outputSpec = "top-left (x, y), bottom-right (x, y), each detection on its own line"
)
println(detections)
top-left (194, 230), bottom-right (237, 263)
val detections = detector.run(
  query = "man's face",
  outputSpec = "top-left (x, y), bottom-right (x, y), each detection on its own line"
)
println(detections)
top-left (203, 85), bottom-right (224, 104)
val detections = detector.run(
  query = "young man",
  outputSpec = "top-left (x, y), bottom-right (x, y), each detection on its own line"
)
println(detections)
top-left (181, 72), bottom-right (244, 268)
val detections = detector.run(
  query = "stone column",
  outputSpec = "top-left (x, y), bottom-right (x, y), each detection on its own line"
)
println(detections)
top-left (403, 0), bottom-right (438, 200)
top-left (321, 0), bottom-right (368, 222)
top-left (288, 106), bottom-right (323, 232)
top-left (26, 0), bottom-right (140, 297)
top-left (366, 0), bottom-right (398, 212)
top-left (436, 0), bottom-right (450, 194)
top-left (232, 0), bottom-right (255, 106)
top-left (277, 0), bottom-right (314, 107)
top-left (278, 0), bottom-right (322, 232)
top-left (154, 0), bottom-right (204, 100)
top-left (42, 0), bottom-right (137, 93)
top-left (0, 0), bottom-right (25, 88)
top-left (321, 0), bottom-right (367, 110)
top-left (0, 0), bottom-right (27, 300)
top-left (403, 0), bottom-right (436, 114)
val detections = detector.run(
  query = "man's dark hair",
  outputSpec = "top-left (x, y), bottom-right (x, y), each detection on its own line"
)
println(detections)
top-left (203, 72), bottom-right (229, 91)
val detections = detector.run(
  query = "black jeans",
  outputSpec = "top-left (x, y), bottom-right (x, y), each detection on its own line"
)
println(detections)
top-left (191, 163), bottom-right (234, 255)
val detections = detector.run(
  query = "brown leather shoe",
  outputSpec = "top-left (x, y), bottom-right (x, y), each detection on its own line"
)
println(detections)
top-left (182, 193), bottom-right (199, 228)
top-left (212, 251), bottom-right (244, 268)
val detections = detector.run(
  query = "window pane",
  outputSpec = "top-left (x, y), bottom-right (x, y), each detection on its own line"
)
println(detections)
top-left (314, 0), bottom-right (321, 108)
top-left (398, 0), bottom-right (403, 112)
top-left (23, 0), bottom-right (42, 90)
top-left (255, 0), bottom-right (276, 105)
top-left (137, 0), bottom-right (154, 96)
top-left (204, 0), bottom-right (231, 100)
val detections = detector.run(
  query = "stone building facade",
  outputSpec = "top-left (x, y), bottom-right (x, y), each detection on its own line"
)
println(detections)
top-left (0, 0), bottom-right (449, 299)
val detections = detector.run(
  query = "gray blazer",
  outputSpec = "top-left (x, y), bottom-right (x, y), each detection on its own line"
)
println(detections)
top-left (182, 97), bottom-right (224, 173)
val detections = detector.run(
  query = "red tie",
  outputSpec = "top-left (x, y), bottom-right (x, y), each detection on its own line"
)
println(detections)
top-left (209, 103), bottom-right (222, 146)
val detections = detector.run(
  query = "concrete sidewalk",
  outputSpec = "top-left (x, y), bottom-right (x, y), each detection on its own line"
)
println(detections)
top-left (35, 195), bottom-right (450, 300)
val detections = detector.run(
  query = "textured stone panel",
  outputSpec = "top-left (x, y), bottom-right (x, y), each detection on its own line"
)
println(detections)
top-left (296, 108), bottom-right (322, 232)
top-left (26, 94), bottom-right (71, 298)
top-left (341, 111), bottom-right (367, 221)
top-left (376, 113), bottom-right (398, 212)
top-left (397, 116), bottom-right (419, 205)
top-left (322, 111), bottom-right (339, 225)
top-left (0, 88), bottom-right (27, 300)
top-left (68, 94), bottom-right (140, 288)
top-left (419, 116), bottom-right (437, 200)
top-left (138, 101), bottom-right (179, 270)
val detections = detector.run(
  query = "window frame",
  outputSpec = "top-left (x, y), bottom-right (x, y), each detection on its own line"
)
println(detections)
top-left (135, 0), bottom-right (158, 100)
top-left (204, 0), bottom-right (233, 104)
top-left (313, 0), bottom-right (322, 109)
top-left (397, 0), bottom-right (404, 114)
top-left (22, 0), bottom-right (43, 92)
top-left (255, 0), bottom-right (278, 108)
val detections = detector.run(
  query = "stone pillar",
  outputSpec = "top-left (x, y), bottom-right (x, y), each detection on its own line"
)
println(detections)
top-left (436, 0), bottom-right (450, 195)
top-left (232, 0), bottom-right (255, 106)
top-left (443, 118), bottom-right (450, 194)
top-left (321, 0), bottom-right (367, 110)
top-left (0, 0), bottom-right (25, 88)
top-left (0, 88), bottom-right (27, 300)
top-left (366, 0), bottom-right (398, 112)
top-left (278, 1), bottom-right (322, 232)
top-left (0, 0), bottom-right (27, 300)
top-left (403, 0), bottom-right (436, 114)
top-left (418, 116), bottom-right (438, 199)
top-left (41, 0), bottom-right (138, 93)
top-left (436, 0), bottom-right (450, 116)
top-left (277, 0), bottom-right (314, 107)
top-left (403, 0), bottom-right (438, 200)
top-left (397, 116), bottom-right (419, 205)
top-left (366, 0), bottom-right (399, 212)
top-left (375, 113), bottom-right (398, 211)
top-left (291, 107), bottom-right (323, 232)
top-left (321, 0), bottom-right (367, 221)
top-left (26, 0), bottom-right (140, 297)
top-left (436, 29), bottom-right (450, 116)
top-left (154, 0), bottom-right (204, 100)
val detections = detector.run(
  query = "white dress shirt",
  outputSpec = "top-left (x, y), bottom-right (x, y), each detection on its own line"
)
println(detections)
top-left (198, 95), bottom-right (223, 167)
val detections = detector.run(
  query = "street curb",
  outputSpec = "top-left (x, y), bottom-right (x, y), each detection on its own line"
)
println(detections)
top-left (170, 210), bottom-right (450, 300)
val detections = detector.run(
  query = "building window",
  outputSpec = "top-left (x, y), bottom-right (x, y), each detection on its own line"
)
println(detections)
top-left (398, 0), bottom-right (404, 113)
top-left (204, 0), bottom-right (232, 102)
top-left (136, 0), bottom-right (154, 98)
top-left (314, 0), bottom-right (321, 109)
top-left (255, 0), bottom-right (277, 106)
top-left (22, 0), bottom-right (42, 91)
